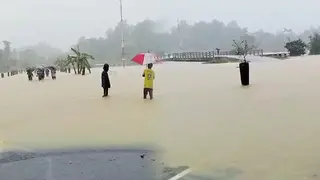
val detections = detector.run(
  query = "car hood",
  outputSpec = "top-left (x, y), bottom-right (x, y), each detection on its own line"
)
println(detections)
top-left (0, 147), bottom-right (189, 180)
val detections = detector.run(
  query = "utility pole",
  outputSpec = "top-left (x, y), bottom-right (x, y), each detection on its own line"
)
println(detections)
top-left (119, 0), bottom-right (125, 68)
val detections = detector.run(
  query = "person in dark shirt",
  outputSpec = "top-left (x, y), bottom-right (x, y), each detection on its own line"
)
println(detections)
top-left (37, 68), bottom-right (45, 81)
top-left (45, 68), bottom-right (50, 77)
top-left (27, 69), bottom-right (33, 81)
top-left (101, 63), bottom-right (111, 97)
top-left (26, 69), bottom-right (33, 81)
top-left (51, 69), bottom-right (56, 80)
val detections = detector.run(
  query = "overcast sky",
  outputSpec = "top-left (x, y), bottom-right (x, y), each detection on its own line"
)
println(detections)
top-left (0, 0), bottom-right (319, 50)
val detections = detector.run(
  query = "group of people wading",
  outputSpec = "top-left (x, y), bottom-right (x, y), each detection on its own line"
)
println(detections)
top-left (26, 66), bottom-right (56, 81)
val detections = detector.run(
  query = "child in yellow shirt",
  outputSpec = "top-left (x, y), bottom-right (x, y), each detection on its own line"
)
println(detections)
top-left (142, 63), bottom-right (155, 100)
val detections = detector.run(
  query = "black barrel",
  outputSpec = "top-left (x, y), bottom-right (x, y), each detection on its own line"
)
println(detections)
top-left (239, 61), bottom-right (249, 86)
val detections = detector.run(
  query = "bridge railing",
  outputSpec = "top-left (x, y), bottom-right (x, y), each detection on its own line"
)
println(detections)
top-left (166, 49), bottom-right (264, 61)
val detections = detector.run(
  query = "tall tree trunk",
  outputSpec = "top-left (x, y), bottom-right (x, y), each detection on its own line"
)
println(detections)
top-left (77, 63), bottom-right (81, 74)
top-left (71, 63), bottom-right (77, 74)
top-left (82, 67), bottom-right (85, 75)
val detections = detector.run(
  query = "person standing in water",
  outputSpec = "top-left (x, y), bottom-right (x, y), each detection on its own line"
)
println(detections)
top-left (101, 63), bottom-right (111, 97)
top-left (45, 69), bottom-right (50, 77)
top-left (26, 69), bottom-right (33, 81)
top-left (51, 69), bottom-right (56, 80)
top-left (142, 63), bottom-right (155, 100)
top-left (37, 68), bottom-right (45, 81)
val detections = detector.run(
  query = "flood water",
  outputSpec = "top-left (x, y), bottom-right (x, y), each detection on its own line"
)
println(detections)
top-left (1, 56), bottom-right (320, 180)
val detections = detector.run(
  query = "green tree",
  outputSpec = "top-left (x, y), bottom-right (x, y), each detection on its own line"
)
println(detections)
top-left (62, 55), bottom-right (77, 74)
top-left (232, 40), bottom-right (253, 61)
top-left (3, 41), bottom-right (11, 60)
top-left (72, 19), bottom-right (320, 65)
top-left (0, 49), bottom-right (4, 71)
top-left (284, 39), bottom-right (307, 56)
top-left (309, 32), bottom-right (320, 55)
top-left (70, 46), bottom-right (94, 75)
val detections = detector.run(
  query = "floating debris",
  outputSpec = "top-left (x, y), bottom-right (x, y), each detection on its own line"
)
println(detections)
top-left (140, 154), bottom-right (145, 159)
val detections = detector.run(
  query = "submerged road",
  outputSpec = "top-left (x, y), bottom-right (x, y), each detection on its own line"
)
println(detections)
top-left (1, 56), bottom-right (320, 180)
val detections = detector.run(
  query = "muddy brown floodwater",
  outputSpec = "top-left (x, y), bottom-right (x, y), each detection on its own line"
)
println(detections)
top-left (1, 56), bottom-right (320, 180)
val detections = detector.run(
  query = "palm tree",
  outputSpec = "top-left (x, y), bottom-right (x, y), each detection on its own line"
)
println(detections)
top-left (70, 46), bottom-right (81, 74)
top-left (79, 52), bottom-right (94, 75)
top-left (70, 46), bottom-right (94, 75)
top-left (65, 55), bottom-right (77, 74)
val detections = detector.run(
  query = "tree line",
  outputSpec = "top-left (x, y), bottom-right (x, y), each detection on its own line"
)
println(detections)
top-left (284, 33), bottom-right (320, 56)
top-left (74, 19), bottom-right (320, 64)
top-left (0, 42), bottom-right (62, 72)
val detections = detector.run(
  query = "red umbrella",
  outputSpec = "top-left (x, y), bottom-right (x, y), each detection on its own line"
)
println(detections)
top-left (131, 53), bottom-right (158, 65)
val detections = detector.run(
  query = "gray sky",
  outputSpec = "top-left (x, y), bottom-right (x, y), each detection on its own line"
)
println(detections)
top-left (0, 0), bottom-right (319, 50)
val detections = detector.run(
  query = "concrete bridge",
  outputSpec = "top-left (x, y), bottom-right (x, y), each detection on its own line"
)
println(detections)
top-left (164, 50), bottom-right (289, 62)
top-left (93, 50), bottom-right (289, 67)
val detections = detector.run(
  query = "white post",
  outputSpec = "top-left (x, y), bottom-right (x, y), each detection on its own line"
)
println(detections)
top-left (119, 0), bottom-right (125, 68)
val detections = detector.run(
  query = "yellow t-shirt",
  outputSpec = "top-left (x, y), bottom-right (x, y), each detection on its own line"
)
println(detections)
top-left (143, 69), bottom-right (155, 88)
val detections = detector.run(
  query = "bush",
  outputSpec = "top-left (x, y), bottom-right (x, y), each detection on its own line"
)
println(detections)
top-left (309, 33), bottom-right (320, 55)
top-left (285, 39), bottom-right (307, 56)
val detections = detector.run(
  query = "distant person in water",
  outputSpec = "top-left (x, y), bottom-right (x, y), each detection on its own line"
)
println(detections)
top-left (45, 69), bottom-right (50, 77)
top-left (51, 69), bottom-right (56, 80)
top-left (101, 63), bottom-right (111, 97)
top-left (26, 69), bottom-right (33, 81)
top-left (142, 63), bottom-right (155, 100)
top-left (37, 69), bottom-right (45, 81)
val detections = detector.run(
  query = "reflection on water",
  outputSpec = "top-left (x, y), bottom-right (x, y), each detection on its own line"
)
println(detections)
top-left (1, 56), bottom-right (320, 179)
